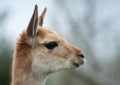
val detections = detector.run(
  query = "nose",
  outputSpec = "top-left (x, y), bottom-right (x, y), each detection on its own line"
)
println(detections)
top-left (76, 54), bottom-right (85, 58)
top-left (74, 48), bottom-right (85, 58)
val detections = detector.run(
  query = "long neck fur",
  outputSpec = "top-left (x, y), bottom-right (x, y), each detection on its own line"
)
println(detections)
top-left (11, 32), bottom-right (47, 85)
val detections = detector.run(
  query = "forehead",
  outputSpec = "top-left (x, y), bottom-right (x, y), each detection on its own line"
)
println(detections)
top-left (37, 27), bottom-right (64, 42)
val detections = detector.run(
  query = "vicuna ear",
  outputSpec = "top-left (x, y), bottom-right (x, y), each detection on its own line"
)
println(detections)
top-left (39, 7), bottom-right (47, 26)
top-left (27, 5), bottom-right (38, 38)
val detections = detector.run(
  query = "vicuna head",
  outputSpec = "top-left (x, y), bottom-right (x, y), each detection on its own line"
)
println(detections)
top-left (11, 5), bottom-right (85, 85)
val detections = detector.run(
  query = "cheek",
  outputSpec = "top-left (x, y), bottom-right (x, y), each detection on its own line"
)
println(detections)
top-left (32, 53), bottom-right (53, 74)
top-left (31, 49), bottom-right (76, 74)
top-left (32, 55), bottom-right (74, 74)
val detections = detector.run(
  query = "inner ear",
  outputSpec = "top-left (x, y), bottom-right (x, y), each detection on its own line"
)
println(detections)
top-left (27, 4), bottom-right (38, 38)
top-left (39, 7), bottom-right (47, 26)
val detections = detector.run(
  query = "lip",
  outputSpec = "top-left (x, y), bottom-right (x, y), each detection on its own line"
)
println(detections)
top-left (72, 62), bottom-right (80, 68)
top-left (72, 58), bottom-right (86, 68)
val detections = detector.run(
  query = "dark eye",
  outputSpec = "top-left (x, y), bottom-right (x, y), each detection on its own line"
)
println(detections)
top-left (45, 41), bottom-right (58, 50)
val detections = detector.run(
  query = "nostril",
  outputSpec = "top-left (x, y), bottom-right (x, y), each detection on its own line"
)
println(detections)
top-left (76, 54), bottom-right (85, 58)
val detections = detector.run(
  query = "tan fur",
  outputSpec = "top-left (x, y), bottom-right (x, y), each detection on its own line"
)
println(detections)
top-left (11, 5), bottom-right (85, 85)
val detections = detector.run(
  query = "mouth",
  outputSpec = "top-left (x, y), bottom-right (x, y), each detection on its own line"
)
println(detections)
top-left (72, 58), bottom-right (86, 68)
top-left (72, 62), bottom-right (80, 68)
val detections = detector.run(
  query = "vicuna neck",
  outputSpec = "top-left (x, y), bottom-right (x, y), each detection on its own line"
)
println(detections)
top-left (11, 32), bottom-right (48, 85)
top-left (11, 67), bottom-right (47, 85)
top-left (12, 67), bottom-right (47, 85)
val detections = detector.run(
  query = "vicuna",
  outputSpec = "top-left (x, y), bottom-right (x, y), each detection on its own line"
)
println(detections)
top-left (11, 5), bottom-right (85, 85)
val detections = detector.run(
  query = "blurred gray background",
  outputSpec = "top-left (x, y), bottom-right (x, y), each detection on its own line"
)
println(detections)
top-left (0, 0), bottom-right (120, 85)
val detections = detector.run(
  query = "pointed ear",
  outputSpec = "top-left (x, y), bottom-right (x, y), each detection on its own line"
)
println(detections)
top-left (39, 7), bottom-right (47, 26)
top-left (27, 4), bottom-right (38, 38)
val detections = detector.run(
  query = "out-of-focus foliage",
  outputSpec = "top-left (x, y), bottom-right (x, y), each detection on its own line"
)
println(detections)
top-left (0, 42), bottom-right (11, 85)
top-left (0, 11), bottom-right (12, 85)
top-left (0, 0), bottom-right (120, 85)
